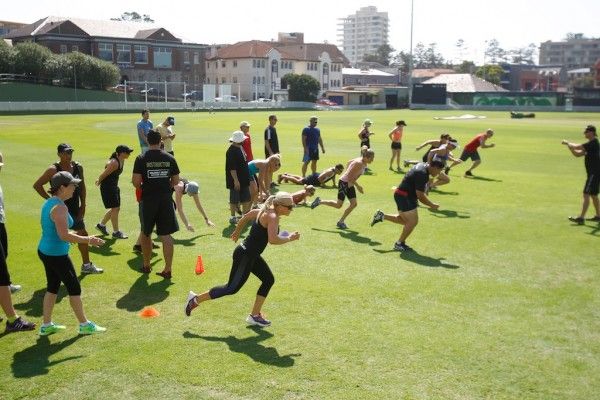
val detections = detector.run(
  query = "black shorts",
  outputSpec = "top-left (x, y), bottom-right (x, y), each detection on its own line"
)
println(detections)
top-left (361, 141), bottom-right (370, 149)
top-left (422, 150), bottom-right (430, 162)
top-left (303, 148), bottom-right (319, 162)
top-left (302, 173), bottom-right (320, 186)
top-left (229, 185), bottom-right (251, 204)
top-left (391, 142), bottom-right (402, 150)
top-left (394, 191), bottom-right (418, 212)
top-left (140, 194), bottom-right (179, 236)
top-left (0, 233), bottom-right (10, 286)
top-left (337, 180), bottom-right (356, 202)
top-left (100, 185), bottom-right (121, 209)
top-left (584, 173), bottom-right (600, 195)
top-left (65, 204), bottom-right (85, 231)
top-left (460, 150), bottom-right (480, 162)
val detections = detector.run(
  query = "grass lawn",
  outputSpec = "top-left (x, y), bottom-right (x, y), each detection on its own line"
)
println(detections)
top-left (0, 109), bottom-right (599, 399)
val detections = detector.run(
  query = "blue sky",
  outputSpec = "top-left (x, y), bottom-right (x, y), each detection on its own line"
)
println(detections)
top-left (5, 0), bottom-right (600, 64)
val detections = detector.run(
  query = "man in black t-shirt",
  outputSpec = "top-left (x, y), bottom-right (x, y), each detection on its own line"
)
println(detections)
top-left (562, 124), bottom-right (600, 224)
top-left (370, 161), bottom-right (443, 251)
top-left (226, 131), bottom-right (251, 224)
top-left (264, 114), bottom-right (279, 158)
top-left (133, 130), bottom-right (180, 278)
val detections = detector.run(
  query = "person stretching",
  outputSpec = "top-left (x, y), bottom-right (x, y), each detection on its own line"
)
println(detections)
top-left (278, 164), bottom-right (343, 188)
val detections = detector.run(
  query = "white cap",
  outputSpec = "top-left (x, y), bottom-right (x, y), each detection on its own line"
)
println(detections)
top-left (229, 130), bottom-right (246, 143)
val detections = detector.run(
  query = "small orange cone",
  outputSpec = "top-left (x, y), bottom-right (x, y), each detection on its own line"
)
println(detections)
top-left (139, 306), bottom-right (160, 318)
top-left (195, 255), bottom-right (205, 275)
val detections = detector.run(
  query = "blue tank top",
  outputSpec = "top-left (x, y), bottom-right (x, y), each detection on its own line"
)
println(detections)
top-left (38, 197), bottom-right (73, 256)
top-left (248, 160), bottom-right (259, 176)
top-left (241, 219), bottom-right (269, 255)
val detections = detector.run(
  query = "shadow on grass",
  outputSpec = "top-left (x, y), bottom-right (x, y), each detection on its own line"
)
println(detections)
top-left (173, 233), bottom-right (212, 247)
top-left (312, 227), bottom-right (382, 246)
top-left (183, 326), bottom-right (300, 367)
top-left (13, 273), bottom-right (89, 317)
top-left (428, 189), bottom-right (459, 196)
top-left (116, 271), bottom-right (173, 312)
top-left (429, 209), bottom-right (471, 219)
top-left (126, 253), bottom-right (160, 272)
top-left (465, 175), bottom-right (502, 182)
top-left (11, 335), bottom-right (84, 378)
top-left (89, 237), bottom-right (120, 256)
top-left (221, 223), bottom-right (251, 239)
top-left (372, 248), bottom-right (460, 269)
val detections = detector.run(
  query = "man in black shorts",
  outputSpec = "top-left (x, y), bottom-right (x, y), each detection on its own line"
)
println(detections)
top-left (33, 143), bottom-right (103, 274)
top-left (370, 160), bottom-right (443, 251)
top-left (562, 124), bottom-right (600, 224)
top-left (226, 130), bottom-right (251, 224)
top-left (133, 129), bottom-right (180, 278)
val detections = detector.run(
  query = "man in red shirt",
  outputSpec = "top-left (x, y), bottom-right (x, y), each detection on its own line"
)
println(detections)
top-left (240, 121), bottom-right (254, 161)
top-left (448, 129), bottom-right (495, 177)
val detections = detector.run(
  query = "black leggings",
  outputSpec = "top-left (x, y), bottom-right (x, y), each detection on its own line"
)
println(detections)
top-left (37, 250), bottom-right (81, 296)
top-left (209, 245), bottom-right (274, 299)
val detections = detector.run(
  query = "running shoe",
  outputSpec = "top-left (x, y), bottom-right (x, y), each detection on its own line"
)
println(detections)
top-left (78, 321), bottom-right (107, 335)
top-left (586, 216), bottom-right (600, 222)
top-left (95, 223), bottom-right (109, 236)
top-left (336, 221), bottom-right (348, 229)
top-left (9, 284), bottom-right (21, 294)
top-left (5, 317), bottom-right (36, 333)
top-left (444, 167), bottom-right (450, 174)
top-left (403, 160), bottom-right (410, 168)
top-left (246, 313), bottom-right (271, 327)
top-left (310, 197), bottom-right (321, 209)
top-left (133, 243), bottom-right (159, 252)
top-left (465, 170), bottom-right (473, 177)
top-left (112, 231), bottom-right (129, 239)
top-left (371, 210), bottom-right (384, 227)
top-left (81, 263), bottom-right (104, 274)
top-left (568, 216), bottom-right (584, 224)
top-left (39, 322), bottom-right (66, 336)
top-left (155, 270), bottom-right (172, 279)
top-left (393, 241), bottom-right (413, 252)
top-left (185, 291), bottom-right (198, 316)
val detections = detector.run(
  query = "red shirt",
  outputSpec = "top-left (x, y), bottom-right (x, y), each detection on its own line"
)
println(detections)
top-left (464, 133), bottom-right (486, 153)
top-left (242, 133), bottom-right (254, 161)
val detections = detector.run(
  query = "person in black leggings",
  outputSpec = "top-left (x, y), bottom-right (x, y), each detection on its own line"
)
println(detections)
top-left (185, 192), bottom-right (300, 327)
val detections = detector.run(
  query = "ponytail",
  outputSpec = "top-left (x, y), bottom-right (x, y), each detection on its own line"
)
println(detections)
top-left (110, 151), bottom-right (118, 159)
top-left (257, 195), bottom-right (276, 221)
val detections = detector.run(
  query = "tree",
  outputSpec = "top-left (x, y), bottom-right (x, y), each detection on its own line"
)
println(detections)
top-left (0, 40), bottom-right (15, 73)
top-left (424, 42), bottom-right (445, 68)
top-left (12, 42), bottom-right (53, 77)
top-left (475, 64), bottom-right (504, 85)
top-left (455, 60), bottom-right (476, 74)
top-left (111, 11), bottom-right (154, 23)
top-left (484, 39), bottom-right (506, 64)
top-left (283, 73), bottom-right (320, 102)
top-left (362, 44), bottom-right (395, 66)
top-left (508, 43), bottom-right (537, 64)
top-left (455, 38), bottom-right (467, 63)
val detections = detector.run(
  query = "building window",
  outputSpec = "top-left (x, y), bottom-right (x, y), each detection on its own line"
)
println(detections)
top-left (271, 59), bottom-right (278, 74)
top-left (261, 59), bottom-right (265, 68)
top-left (134, 45), bottom-right (148, 64)
top-left (116, 44), bottom-right (131, 63)
top-left (233, 77), bottom-right (238, 83)
top-left (253, 77), bottom-right (256, 84)
top-left (221, 77), bottom-right (226, 84)
top-left (184, 51), bottom-right (190, 64)
top-left (154, 47), bottom-right (172, 68)
top-left (60, 45), bottom-right (67, 54)
top-left (253, 59), bottom-right (256, 68)
top-left (193, 52), bottom-right (199, 64)
top-left (222, 61), bottom-right (226, 68)
top-left (71, 45), bottom-right (78, 52)
top-left (233, 60), bottom-right (237, 67)
top-left (98, 43), bottom-right (113, 61)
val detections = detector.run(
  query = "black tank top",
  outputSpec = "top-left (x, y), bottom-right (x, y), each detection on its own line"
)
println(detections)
top-left (242, 219), bottom-right (269, 255)
top-left (100, 157), bottom-right (123, 188)
top-left (53, 161), bottom-right (81, 211)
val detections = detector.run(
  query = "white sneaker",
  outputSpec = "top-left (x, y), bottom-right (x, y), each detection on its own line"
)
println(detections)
top-left (9, 284), bottom-right (22, 294)
top-left (81, 263), bottom-right (104, 274)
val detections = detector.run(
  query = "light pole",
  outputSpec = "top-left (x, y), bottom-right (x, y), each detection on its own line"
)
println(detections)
top-left (408, 0), bottom-right (414, 106)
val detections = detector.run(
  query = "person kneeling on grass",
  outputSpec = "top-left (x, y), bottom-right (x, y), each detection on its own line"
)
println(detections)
top-left (185, 192), bottom-right (300, 327)
top-left (310, 147), bottom-right (374, 230)
top-left (174, 179), bottom-right (215, 231)
top-left (37, 172), bottom-right (106, 335)
top-left (370, 160), bottom-right (443, 252)
top-left (278, 164), bottom-right (343, 188)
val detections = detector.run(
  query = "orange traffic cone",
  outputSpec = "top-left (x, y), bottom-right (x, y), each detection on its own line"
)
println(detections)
top-left (139, 306), bottom-right (160, 318)
top-left (195, 255), bottom-right (205, 275)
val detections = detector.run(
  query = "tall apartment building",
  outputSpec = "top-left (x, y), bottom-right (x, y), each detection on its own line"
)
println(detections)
top-left (539, 37), bottom-right (600, 69)
top-left (337, 6), bottom-right (389, 66)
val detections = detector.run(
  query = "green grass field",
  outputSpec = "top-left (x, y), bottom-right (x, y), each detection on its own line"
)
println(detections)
top-left (0, 109), bottom-right (599, 399)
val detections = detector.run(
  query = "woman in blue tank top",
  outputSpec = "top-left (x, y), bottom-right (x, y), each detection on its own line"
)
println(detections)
top-left (185, 192), bottom-right (300, 327)
top-left (37, 171), bottom-right (107, 336)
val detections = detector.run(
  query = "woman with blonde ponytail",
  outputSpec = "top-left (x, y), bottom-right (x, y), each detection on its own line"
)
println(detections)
top-left (185, 191), bottom-right (300, 327)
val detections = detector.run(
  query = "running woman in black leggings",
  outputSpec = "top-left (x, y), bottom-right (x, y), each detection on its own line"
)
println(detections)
top-left (185, 192), bottom-right (300, 327)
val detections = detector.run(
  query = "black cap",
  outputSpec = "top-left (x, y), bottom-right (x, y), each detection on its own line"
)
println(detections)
top-left (57, 143), bottom-right (74, 153)
top-left (167, 116), bottom-right (175, 125)
top-left (585, 125), bottom-right (596, 134)
top-left (399, 120), bottom-right (407, 126)
top-left (116, 145), bottom-right (134, 154)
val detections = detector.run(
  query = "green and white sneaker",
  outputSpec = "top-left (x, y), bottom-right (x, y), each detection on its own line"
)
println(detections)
top-left (39, 322), bottom-right (67, 336)
top-left (79, 321), bottom-right (107, 335)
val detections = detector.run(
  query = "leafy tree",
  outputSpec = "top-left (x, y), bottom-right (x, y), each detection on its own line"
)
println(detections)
top-left (111, 11), bottom-right (154, 23)
top-left (507, 43), bottom-right (537, 64)
top-left (0, 40), bottom-right (15, 73)
top-left (283, 73), bottom-right (320, 102)
top-left (475, 64), bottom-right (504, 85)
top-left (455, 60), bottom-right (476, 74)
top-left (12, 42), bottom-right (53, 76)
top-left (484, 39), bottom-right (505, 64)
top-left (424, 42), bottom-right (445, 68)
top-left (455, 38), bottom-right (467, 62)
top-left (362, 44), bottom-right (396, 66)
